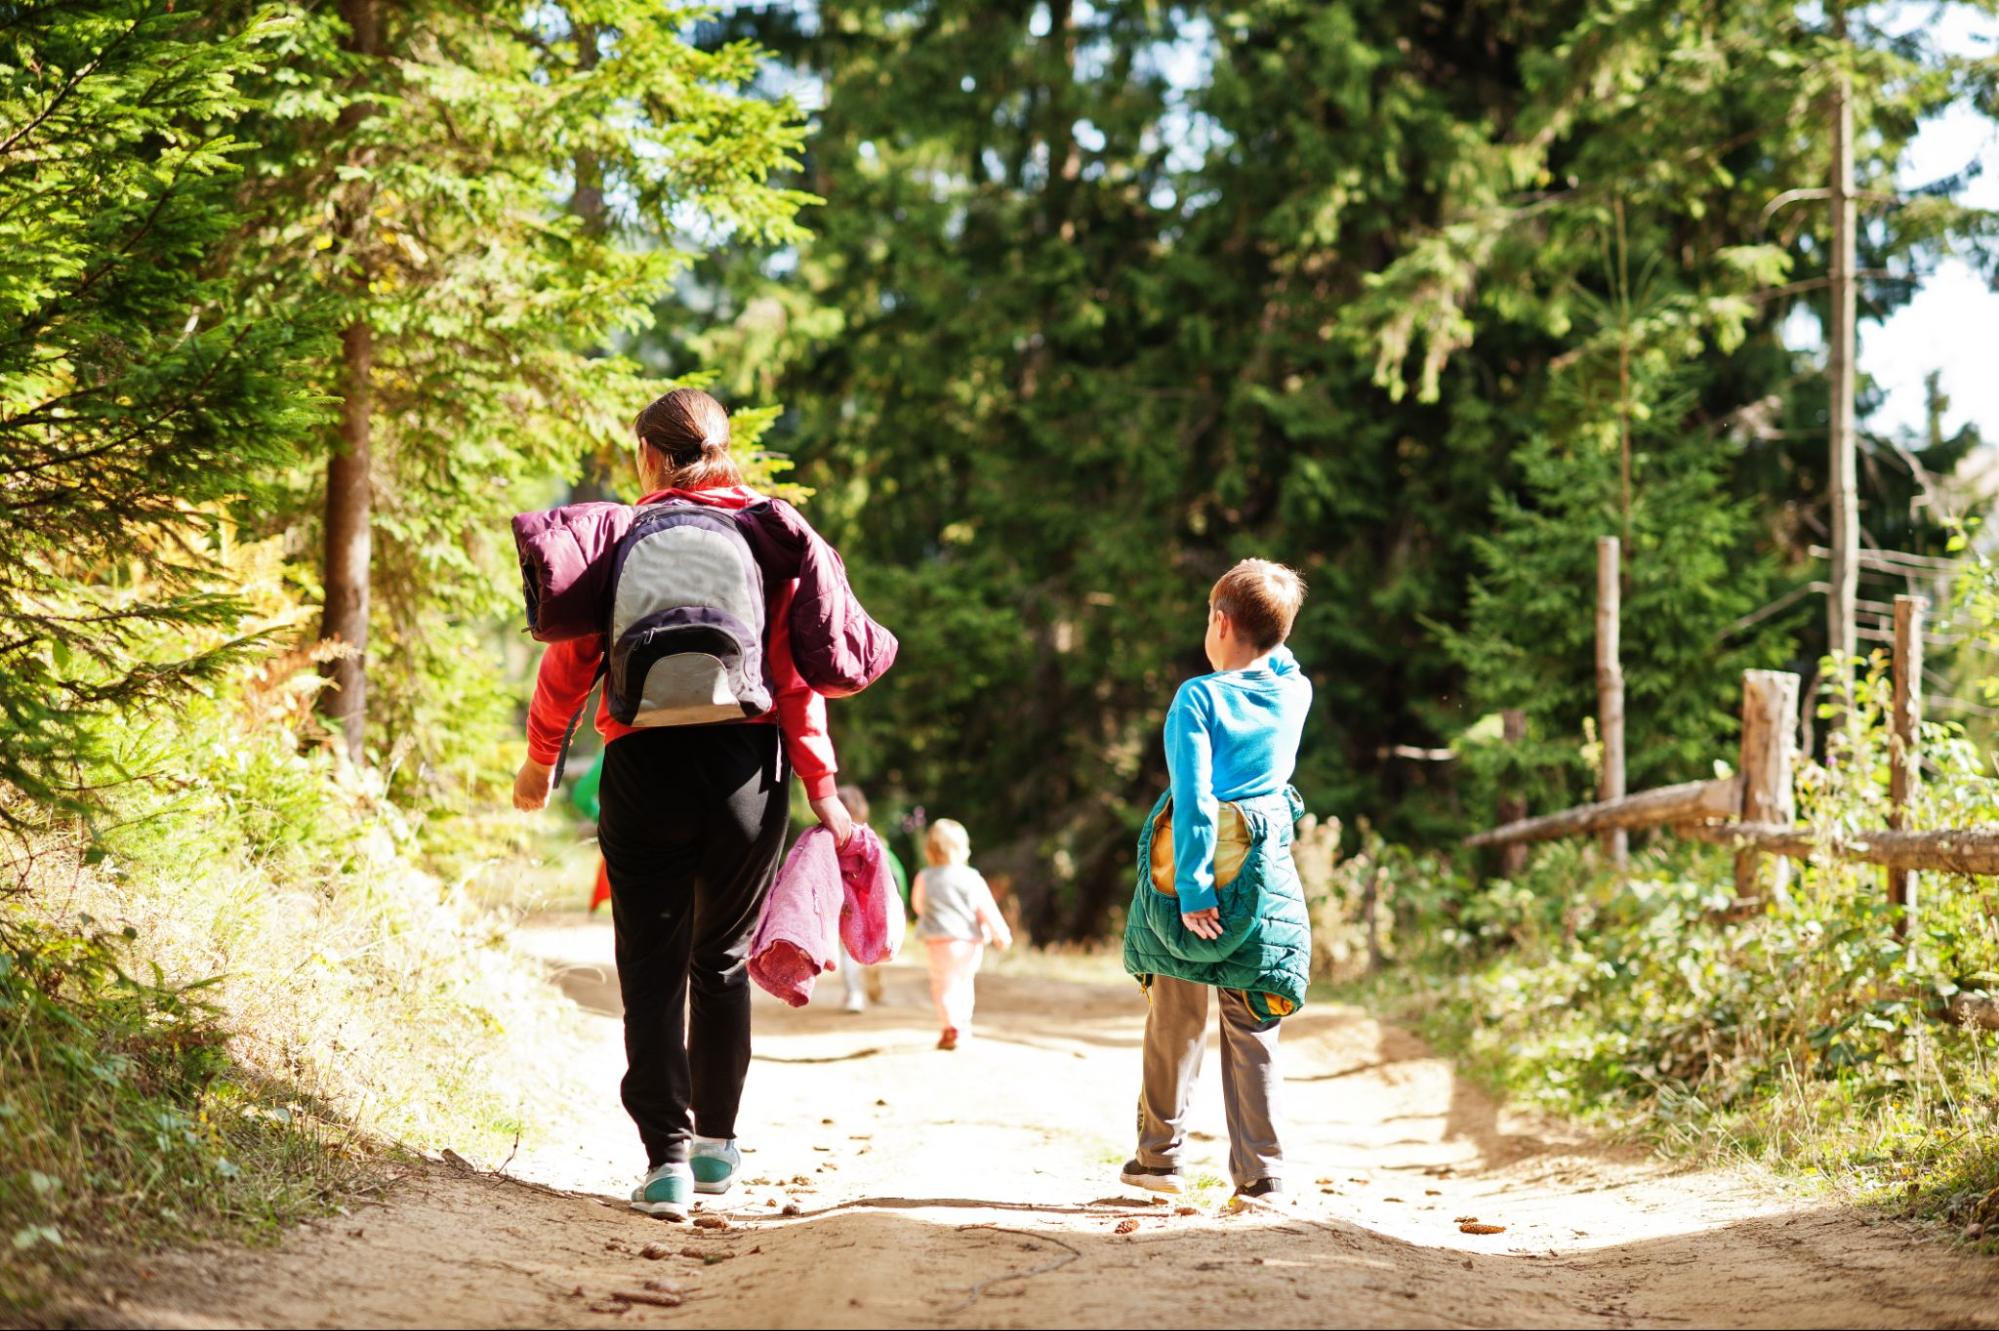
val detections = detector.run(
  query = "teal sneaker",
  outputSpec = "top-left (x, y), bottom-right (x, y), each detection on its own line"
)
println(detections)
top-left (690, 1135), bottom-right (742, 1195)
top-left (630, 1162), bottom-right (693, 1219)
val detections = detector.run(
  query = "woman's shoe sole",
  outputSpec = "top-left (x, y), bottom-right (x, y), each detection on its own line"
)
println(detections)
top-left (630, 1199), bottom-right (688, 1220)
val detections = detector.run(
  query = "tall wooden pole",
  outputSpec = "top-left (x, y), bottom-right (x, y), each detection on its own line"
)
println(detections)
top-left (1889, 595), bottom-right (1926, 940)
top-left (1735, 670), bottom-right (1801, 907)
top-left (1597, 537), bottom-right (1628, 868)
top-left (1827, 3), bottom-right (1860, 727)
top-left (1498, 708), bottom-right (1528, 877)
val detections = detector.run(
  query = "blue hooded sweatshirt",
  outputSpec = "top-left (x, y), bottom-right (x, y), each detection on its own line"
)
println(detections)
top-left (1165, 646), bottom-right (1312, 913)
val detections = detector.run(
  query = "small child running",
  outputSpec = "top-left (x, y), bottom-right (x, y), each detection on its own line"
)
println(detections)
top-left (911, 818), bottom-right (1011, 1049)
top-left (1120, 558), bottom-right (1313, 1205)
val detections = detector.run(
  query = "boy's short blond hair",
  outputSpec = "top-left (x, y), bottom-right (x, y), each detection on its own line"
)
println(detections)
top-left (924, 818), bottom-right (971, 867)
top-left (1211, 558), bottom-right (1306, 652)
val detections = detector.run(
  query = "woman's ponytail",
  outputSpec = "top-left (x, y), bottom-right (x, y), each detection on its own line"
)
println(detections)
top-left (633, 388), bottom-right (744, 492)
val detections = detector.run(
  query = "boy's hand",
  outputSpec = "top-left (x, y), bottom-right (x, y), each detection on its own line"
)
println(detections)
top-left (1181, 907), bottom-right (1222, 940)
top-left (513, 758), bottom-right (555, 812)
top-left (810, 794), bottom-right (854, 847)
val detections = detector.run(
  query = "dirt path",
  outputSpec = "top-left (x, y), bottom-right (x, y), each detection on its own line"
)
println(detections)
top-left (96, 915), bottom-right (1999, 1329)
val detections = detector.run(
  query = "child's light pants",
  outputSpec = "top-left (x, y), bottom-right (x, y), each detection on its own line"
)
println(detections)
top-left (839, 947), bottom-right (885, 1006)
top-left (925, 937), bottom-right (984, 1032)
top-left (1135, 974), bottom-right (1283, 1189)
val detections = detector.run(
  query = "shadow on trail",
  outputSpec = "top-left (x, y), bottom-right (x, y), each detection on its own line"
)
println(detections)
top-left (96, 1153), bottom-right (1999, 1331)
top-left (783, 1194), bottom-right (1160, 1218)
top-left (543, 961), bottom-right (620, 1017)
top-left (755, 1046), bottom-right (889, 1064)
top-left (609, 1188), bottom-right (1998, 1330)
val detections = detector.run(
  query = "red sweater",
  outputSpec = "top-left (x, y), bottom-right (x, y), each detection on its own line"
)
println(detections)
top-left (524, 484), bottom-right (839, 801)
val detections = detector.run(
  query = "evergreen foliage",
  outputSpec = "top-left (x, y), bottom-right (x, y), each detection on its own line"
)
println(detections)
top-left (225, 0), bottom-right (815, 775)
top-left (687, 0), bottom-right (1994, 934)
top-left (0, 3), bottom-right (320, 821)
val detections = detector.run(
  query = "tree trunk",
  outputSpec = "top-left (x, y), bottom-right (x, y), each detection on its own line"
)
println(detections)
top-left (320, 324), bottom-right (373, 759)
top-left (1888, 595), bottom-right (1925, 939)
top-left (1826, 4), bottom-right (1859, 727)
top-left (1497, 708), bottom-right (1528, 876)
top-left (317, 0), bottom-right (380, 762)
top-left (567, 17), bottom-right (615, 504)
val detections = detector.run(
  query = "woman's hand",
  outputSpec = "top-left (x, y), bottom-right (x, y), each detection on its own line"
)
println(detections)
top-left (513, 758), bottom-right (556, 812)
top-left (809, 793), bottom-right (854, 847)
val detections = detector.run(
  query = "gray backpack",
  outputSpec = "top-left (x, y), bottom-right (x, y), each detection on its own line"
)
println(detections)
top-left (604, 501), bottom-right (770, 726)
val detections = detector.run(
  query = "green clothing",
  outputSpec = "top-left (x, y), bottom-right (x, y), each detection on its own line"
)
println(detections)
top-left (1121, 787), bottom-right (1310, 1021)
top-left (884, 845), bottom-right (910, 910)
top-left (570, 750), bottom-right (605, 821)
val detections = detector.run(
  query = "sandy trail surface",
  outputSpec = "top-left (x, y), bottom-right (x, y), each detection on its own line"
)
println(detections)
top-left (96, 914), bottom-right (1999, 1329)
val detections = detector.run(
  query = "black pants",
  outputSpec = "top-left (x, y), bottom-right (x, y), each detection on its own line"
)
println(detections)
top-left (598, 723), bottom-right (790, 1168)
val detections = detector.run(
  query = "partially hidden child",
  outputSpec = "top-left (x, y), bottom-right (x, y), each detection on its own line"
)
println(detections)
top-left (1119, 558), bottom-right (1312, 1204)
top-left (837, 783), bottom-right (909, 1012)
top-left (912, 818), bottom-right (1011, 1049)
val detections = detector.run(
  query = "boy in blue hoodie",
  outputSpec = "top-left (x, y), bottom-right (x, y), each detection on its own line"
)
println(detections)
top-left (1120, 559), bottom-right (1312, 1203)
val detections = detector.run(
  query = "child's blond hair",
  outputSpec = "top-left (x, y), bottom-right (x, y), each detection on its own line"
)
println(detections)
top-left (924, 818), bottom-right (971, 867)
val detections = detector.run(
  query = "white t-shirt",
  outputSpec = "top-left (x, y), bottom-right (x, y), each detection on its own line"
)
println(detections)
top-left (916, 864), bottom-right (997, 941)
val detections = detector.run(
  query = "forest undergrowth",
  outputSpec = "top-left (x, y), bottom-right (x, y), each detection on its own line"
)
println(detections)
top-left (1341, 652), bottom-right (1999, 1247)
top-left (0, 656), bottom-right (584, 1315)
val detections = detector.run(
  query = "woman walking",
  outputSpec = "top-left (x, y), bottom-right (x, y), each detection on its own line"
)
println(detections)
top-left (513, 388), bottom-right (865, 1219)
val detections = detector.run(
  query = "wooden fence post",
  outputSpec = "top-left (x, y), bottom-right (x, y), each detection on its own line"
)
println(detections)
top-left (1597, 536), bottom-right (1627, 869)
top-left (1889, 595), bottom-right (1926, 940)
top-left (1735, 669), bottom-right (1800, 907)
top-left (1498, 708), bottom-right (1528, 876)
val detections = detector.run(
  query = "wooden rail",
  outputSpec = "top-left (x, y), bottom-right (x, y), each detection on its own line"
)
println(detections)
top-left (1470, 555), bottom-right (1990, 1014)
top-left (1472, 573), bottom-right (1990, 902)
top-left (1465, 777), bottom-right (1741, 849)
top-left (1672, 820), bottom-right (1999, 877)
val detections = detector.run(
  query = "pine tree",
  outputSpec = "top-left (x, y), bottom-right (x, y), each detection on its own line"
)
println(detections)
top-left (0, 2), bottom-right (321, 821)
top-left (687, 0), bottom-right (1996, 933)
top-left (225, 0), bottom-right (814, 770)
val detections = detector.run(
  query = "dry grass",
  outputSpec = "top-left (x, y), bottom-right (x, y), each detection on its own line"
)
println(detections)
top-left (1, 704), bottom-right (589, 1314)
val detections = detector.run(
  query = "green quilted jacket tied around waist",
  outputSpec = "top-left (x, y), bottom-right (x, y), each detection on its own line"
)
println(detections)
top-left (1121, 786), bottom-right (1310, 1021)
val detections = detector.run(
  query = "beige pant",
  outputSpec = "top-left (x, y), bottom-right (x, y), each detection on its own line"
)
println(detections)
top-left (1134, 974), bottom-right (1284, 1188)
top-left (926, 937), bottom-right (984, 1032)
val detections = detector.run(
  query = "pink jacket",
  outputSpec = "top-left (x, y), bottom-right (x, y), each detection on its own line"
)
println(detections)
top-left (750, 825), bottom-right (905, 1008)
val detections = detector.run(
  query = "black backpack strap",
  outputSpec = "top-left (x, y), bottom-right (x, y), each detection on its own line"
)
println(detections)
top-left (551, 662), bottom-right (607, 788)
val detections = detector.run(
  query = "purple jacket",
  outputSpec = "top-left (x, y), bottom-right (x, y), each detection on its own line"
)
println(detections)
top-left (513, 492), bottom-right (897, 698)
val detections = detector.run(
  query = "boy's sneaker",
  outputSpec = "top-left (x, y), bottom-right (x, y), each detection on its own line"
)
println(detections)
top-left (690, 1136), bottom-right (742, 1196)
top-left (1227, 1177), bottom-right (1284, 1211)
top-left (630, 1162), bottom-right (693, 1219)
top-left (1119, 1158), bottom-right (1184, 1195)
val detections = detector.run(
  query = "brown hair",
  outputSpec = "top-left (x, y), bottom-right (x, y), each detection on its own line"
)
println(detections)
top-left (836, 784), bottom-right (872, 825)
top-left (633, 388), bottom-right (743, 491)
top-left (1211, 559), bottom-right (1306, 652)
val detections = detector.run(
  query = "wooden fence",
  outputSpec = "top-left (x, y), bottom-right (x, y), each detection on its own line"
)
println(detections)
top-left (1464, 547), bottom-right (1998, 1030)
